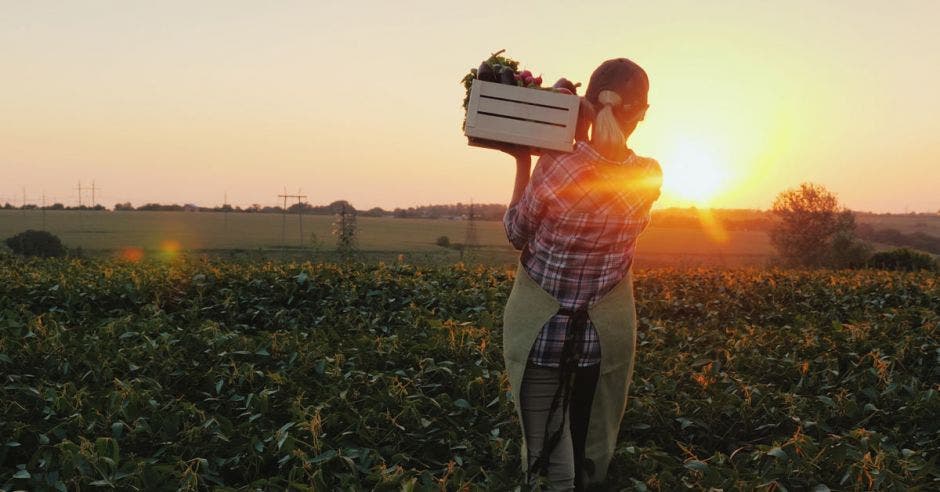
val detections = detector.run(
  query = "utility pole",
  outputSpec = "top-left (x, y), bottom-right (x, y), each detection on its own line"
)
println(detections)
top-left (463, 200), bottom-right (479, 261)
top-left (278, 189), bottom-right (308, 247)
top-left (90, 180), bottom-right (98, 209)
top-left (279, 187), bottom-right (288, 246)
top-left (41, 191), bottom-right (46, 230)
top-left (75, 181), bottom-right (86, 232)
top-left (297, 189), bottom-right (306, 247)
top-left (21, 187), bottom-right (26, 219)
top-left (223, 191), bottom-right (229, 234)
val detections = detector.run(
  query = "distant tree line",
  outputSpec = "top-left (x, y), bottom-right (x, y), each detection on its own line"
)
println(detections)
top-left (2, 203), bottom-right (106, 211)
top-left (3, 200), bottom-right (506, 219)
top-left (391, 203), bottom-right (507, 221)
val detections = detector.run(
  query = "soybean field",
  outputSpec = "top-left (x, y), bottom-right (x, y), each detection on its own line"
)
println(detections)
top-left (0, 257), bottom-right (937, 490)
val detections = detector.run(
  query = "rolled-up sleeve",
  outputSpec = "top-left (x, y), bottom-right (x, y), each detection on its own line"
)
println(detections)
top-left (503, 200), bottom-right (539, 250)
top-left (503, 163), bottom-right (548, 250)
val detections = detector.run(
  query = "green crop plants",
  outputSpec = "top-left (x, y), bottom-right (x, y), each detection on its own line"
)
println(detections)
top-left (1, 256), bottom-right (937, 490)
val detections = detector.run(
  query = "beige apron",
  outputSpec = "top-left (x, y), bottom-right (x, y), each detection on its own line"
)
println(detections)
top-left (502, 262), bottom-right (638, 485)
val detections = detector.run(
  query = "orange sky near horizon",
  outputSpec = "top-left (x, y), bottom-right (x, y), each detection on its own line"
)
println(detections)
top-left (1, 1), bottom-right (938, 213)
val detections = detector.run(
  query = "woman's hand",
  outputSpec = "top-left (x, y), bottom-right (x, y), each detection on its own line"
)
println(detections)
top-left (492, 141), bottom-right (533, 162)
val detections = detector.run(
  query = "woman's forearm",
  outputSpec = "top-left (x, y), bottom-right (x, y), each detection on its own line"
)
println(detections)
top-left (509, 155), bottom-right (532, 206)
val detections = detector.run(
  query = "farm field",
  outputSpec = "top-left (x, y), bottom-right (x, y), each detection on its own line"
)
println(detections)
top-left (0, 210), bottom-right (776, 267)
top-left (856, 213), bottom-right (940, 237)
top-left (1, 257), bottom-right (937, 490)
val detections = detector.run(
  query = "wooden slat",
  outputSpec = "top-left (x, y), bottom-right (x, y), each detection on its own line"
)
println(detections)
top-left (466, 127), bottom-right (574, 152)
top-left (470, 113), bottom-right (570, 140)
top-left (466, 114), bottom-right (574, 152)
top-left (476, 80), bottom-right (579, 110)
top-left (475, 96), bottom-right (571, 125)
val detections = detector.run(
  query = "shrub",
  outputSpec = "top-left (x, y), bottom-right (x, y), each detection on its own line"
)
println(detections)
top-left (436, 235), bottom-right (451, 248)
top-left (868, 248), bottom-right (937, 271)
top-left (4, 230), bottom-right (67, 258)
top-left (827, 231), bottom-right (873, 269)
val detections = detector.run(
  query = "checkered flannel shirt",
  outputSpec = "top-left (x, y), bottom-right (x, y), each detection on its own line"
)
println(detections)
top-left (504, 141), bottom-right (662, 368)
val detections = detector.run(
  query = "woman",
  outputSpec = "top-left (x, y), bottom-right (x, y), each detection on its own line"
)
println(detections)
top-left (500, 58), bottom-right (662, 490)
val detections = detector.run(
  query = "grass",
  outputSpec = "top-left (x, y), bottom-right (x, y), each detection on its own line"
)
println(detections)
top-left (0, 210), bottom-right (775, 267)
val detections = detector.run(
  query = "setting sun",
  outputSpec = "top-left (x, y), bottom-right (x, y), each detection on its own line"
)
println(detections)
top-left (660, 137), bottom-right (731, 206)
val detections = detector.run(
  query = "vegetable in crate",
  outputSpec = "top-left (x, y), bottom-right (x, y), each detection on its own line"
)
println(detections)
top-left (477, 61), bottom-right (497, 83)
top-left (461, 50), bottom-right (582, 117)
top-left (498, 66), bottom-right (517, 85)
top-left (552, 77), bottom-right (581, 95)
top-left (460, 49), bottom-right (520, 113)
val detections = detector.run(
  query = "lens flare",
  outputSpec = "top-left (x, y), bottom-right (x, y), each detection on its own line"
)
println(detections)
top-left (159, 239), bottom-right (182, 259)
top-left (119, 247), bottom-right (144, 262)
top-left (695, 208), bottom-right (730, 244)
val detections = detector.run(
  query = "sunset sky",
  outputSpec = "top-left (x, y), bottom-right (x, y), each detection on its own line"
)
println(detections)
top-left (1, 0), bottom-right (938, 213)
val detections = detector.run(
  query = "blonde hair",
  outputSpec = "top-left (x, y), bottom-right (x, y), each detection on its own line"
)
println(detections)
top-left (590, 90), bottom-right (624, 154)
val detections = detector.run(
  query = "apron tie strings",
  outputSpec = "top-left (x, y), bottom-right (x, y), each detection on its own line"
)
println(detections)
top-left (529, 307), bottom-right (590, 477)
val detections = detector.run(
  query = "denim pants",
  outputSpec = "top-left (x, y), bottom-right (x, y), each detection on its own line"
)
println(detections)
top-left (520, 362), bottom-right (601, 491)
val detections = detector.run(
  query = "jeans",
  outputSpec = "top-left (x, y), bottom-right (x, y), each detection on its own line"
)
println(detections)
top-left (520, 362), bottom-right (601, 491)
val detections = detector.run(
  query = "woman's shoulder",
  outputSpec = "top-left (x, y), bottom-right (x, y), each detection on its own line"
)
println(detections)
top-left (632, 154), bottom-right (662, 175)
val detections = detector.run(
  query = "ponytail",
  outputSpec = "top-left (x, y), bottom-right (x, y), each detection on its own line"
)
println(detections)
top-left (590, 90), bottom-right (624, 155)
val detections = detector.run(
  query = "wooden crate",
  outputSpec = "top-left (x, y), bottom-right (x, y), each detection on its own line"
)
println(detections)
top-left (464, 79), bottom-right (580, 153)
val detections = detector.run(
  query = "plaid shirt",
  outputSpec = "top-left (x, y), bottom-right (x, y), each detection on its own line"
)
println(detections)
top-left (504, 141), bottom-right (661, 368)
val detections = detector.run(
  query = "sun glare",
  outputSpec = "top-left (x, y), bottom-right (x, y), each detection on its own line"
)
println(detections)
top-left (661, 138), bottom-right (730, 206)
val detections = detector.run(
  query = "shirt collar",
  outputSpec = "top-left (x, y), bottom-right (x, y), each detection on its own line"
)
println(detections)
top-left (575, 141), bottom-right (636, 165)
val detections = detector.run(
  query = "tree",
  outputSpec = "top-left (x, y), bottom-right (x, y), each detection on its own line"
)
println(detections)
top-left (770, 183), bottom-right (867, 267)
top-left (820, 207), bottom-right (871, 267)
top-left (332, 202), bottom-right (358, 255)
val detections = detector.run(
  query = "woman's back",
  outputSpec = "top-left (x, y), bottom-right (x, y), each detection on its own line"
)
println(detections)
top-left (505, 140), bottom-right (661, 309)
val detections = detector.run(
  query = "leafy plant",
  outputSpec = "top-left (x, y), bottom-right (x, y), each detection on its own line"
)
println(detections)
top-left (1, 258), bottom-right (937, 490)
top-left (459, 49), bottom-right (520, 112)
